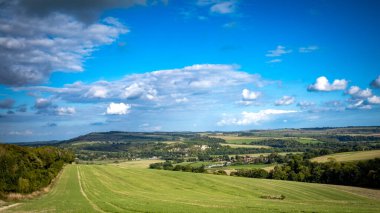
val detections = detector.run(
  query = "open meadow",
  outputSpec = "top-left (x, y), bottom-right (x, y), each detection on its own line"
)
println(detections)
top-left (3, 160), bottom-right (380, 213)
top-left (311, 150), bottom-right (380, 163)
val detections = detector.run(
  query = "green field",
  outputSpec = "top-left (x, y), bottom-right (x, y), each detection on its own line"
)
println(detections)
top-left (206, 163), bottom-right (276, 171)
top-left (220, 143), bottom-right (271, 149)
top-left (210, 135), bottom-right (264, 144)
top-left (210, 135), bottom-right (322, 145)
top-left (3, 160), bottom-right (380, 212)
top-left (311, 150), bottom-right (380, 163)
top-left (226, 152), bottom-right (302, 158)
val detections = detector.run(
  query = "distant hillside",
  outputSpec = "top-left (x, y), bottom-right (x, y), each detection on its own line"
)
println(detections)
top-left (311, 150), bottom-right (380, 163)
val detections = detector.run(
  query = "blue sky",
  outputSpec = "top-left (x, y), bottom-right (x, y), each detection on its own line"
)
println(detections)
top-left (1, 0), bottom-right (380, 142)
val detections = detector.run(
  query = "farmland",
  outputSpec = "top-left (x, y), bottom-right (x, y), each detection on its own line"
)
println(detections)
top-left (220, 143), bottom-right (271, 149)
top-left (3, 161), bottom-right (380, 213)
top-left (311, 150), bottom-right (380, 163)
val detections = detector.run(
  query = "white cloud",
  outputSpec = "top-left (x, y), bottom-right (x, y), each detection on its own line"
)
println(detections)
top-left (0, 2), bottom-right (128, 86)
top-left (196, 0), bottom-right (217, 6)
top-left (347, 100), bottom-right (372, 110)
top-left (307, 76), bottom-right (348, 92)
top-left (20, 64), bottom-right (267, 106)
top-left (347, 86), bottom-right (372, 99)
top-left (122, 83), bottom-right (146, 99)
top-left (266, 59), bottom-right (282, 63)
top-left (299, 46), bottom-right (319, 53)
top-left (370, 75), bottom-right (380, 88)
top-left (85, 86), bottom-right (108, 98)
top-left (275, 96), bottom-right (295, 106)
top-left (210, 1), bottom-right (236, 14)
top-left (297, 101), bottom-right (315, 110)
top-left (175, 97), bottom-right (189, 103)
top-left (266, 45), bottom-right (292, 57)
top-left (56, 107), bottom-right (76, 115)
top-left (217, 109), bottom-right (297, 126)
top-left (368, 96), bottom-right (380, 104)
top-left (9, 130), bottom-right (33, 136)
top-left (106, 102), bottom-right (131, 115)
top-left (242, 89), bottom-right (261, 101)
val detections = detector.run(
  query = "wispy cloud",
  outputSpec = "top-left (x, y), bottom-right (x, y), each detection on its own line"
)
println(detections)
top-left (266, 45), bottom-right (292, 57)
top-left (18, 64), bottom-right (267, 108)
top-left (266, 59), bottom-right (282, 64)
top-left (210, 1), bottom-right (237, 14)
top-left (217, 109), bottom-right (297, 126)
top-left (275, 96), bottom-right (295, 106)
top-left (299, 45), bottom-right (319, 53)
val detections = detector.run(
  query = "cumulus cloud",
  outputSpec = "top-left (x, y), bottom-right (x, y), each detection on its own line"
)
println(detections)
top-left (242, 89), bottom-right (261, 101)
top-left (106, 102), bottom-right (131, 115)
top-left (18, 0), bottom-right (147, 23)
top-left (0, 1), bottom-right (128, 86)
top-left (0, 99), bottom-right (15, 109)
top-left (367, 96), bottom-right (380, 104)
top-left (210, 1), bottom-right (237, 14)
top-left (347, 86), bottom-right (372, 99)
top-left (217, 109), bottom-right (297, 126)
top-left (275, 96), bottom-right (295, 106)
top-left (20, 64), bottom-right (268, 107)
top-left (266, 45), bottom-right (292, 57)
top-left (307, 76), bottom-right (348, 92)
top-left (56, 107), bottom-right (76, 115)
top-left (299, 46), bottom-right (319, 53)
top-left (370, 76), bottom-right (380, 88)
top-left (85, 86), bottom-right (108, 98)
top-left (33, 98), bottom-right (75, 115)
top-left (34, 98), bottom-right (53, 111)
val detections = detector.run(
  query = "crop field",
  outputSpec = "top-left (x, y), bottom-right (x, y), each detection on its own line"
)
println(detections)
top-left (311, 150), bottom-right (380, 163)
top-left (4, 160), bottom-right (380, 213)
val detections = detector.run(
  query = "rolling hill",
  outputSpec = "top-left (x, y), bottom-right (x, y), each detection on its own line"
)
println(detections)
top-left (3, 160), bottom-right (380, 213)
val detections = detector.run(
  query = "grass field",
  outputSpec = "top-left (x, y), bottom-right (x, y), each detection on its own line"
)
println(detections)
top-left (220, 143), bottom-right (271, 149)
top-left (210, 135), bottom-right (264, 144)
top-left (211, 135), bottom-right (322, 145)
top-left (206, 163), bottom-right (276, 171)
top-left (226, 152), bottom-right (302, 158)
top-left (4, 160), bottom-right (380, 212)
top-left (311, 150), bottom-right (380, 163)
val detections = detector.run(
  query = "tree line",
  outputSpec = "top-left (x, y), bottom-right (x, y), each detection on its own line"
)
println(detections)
top-left (0, 144), bottom-right (74, 197)
top-left (233, 155), bottom-right (380, 188)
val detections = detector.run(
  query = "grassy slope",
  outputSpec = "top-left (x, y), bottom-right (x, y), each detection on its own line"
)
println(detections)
top-left (211, 135), bottom-right (322, 145)
top-left (311, 150), bottom-right (380, 163)
top-left (5, 161), bottom-right (380, 213)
